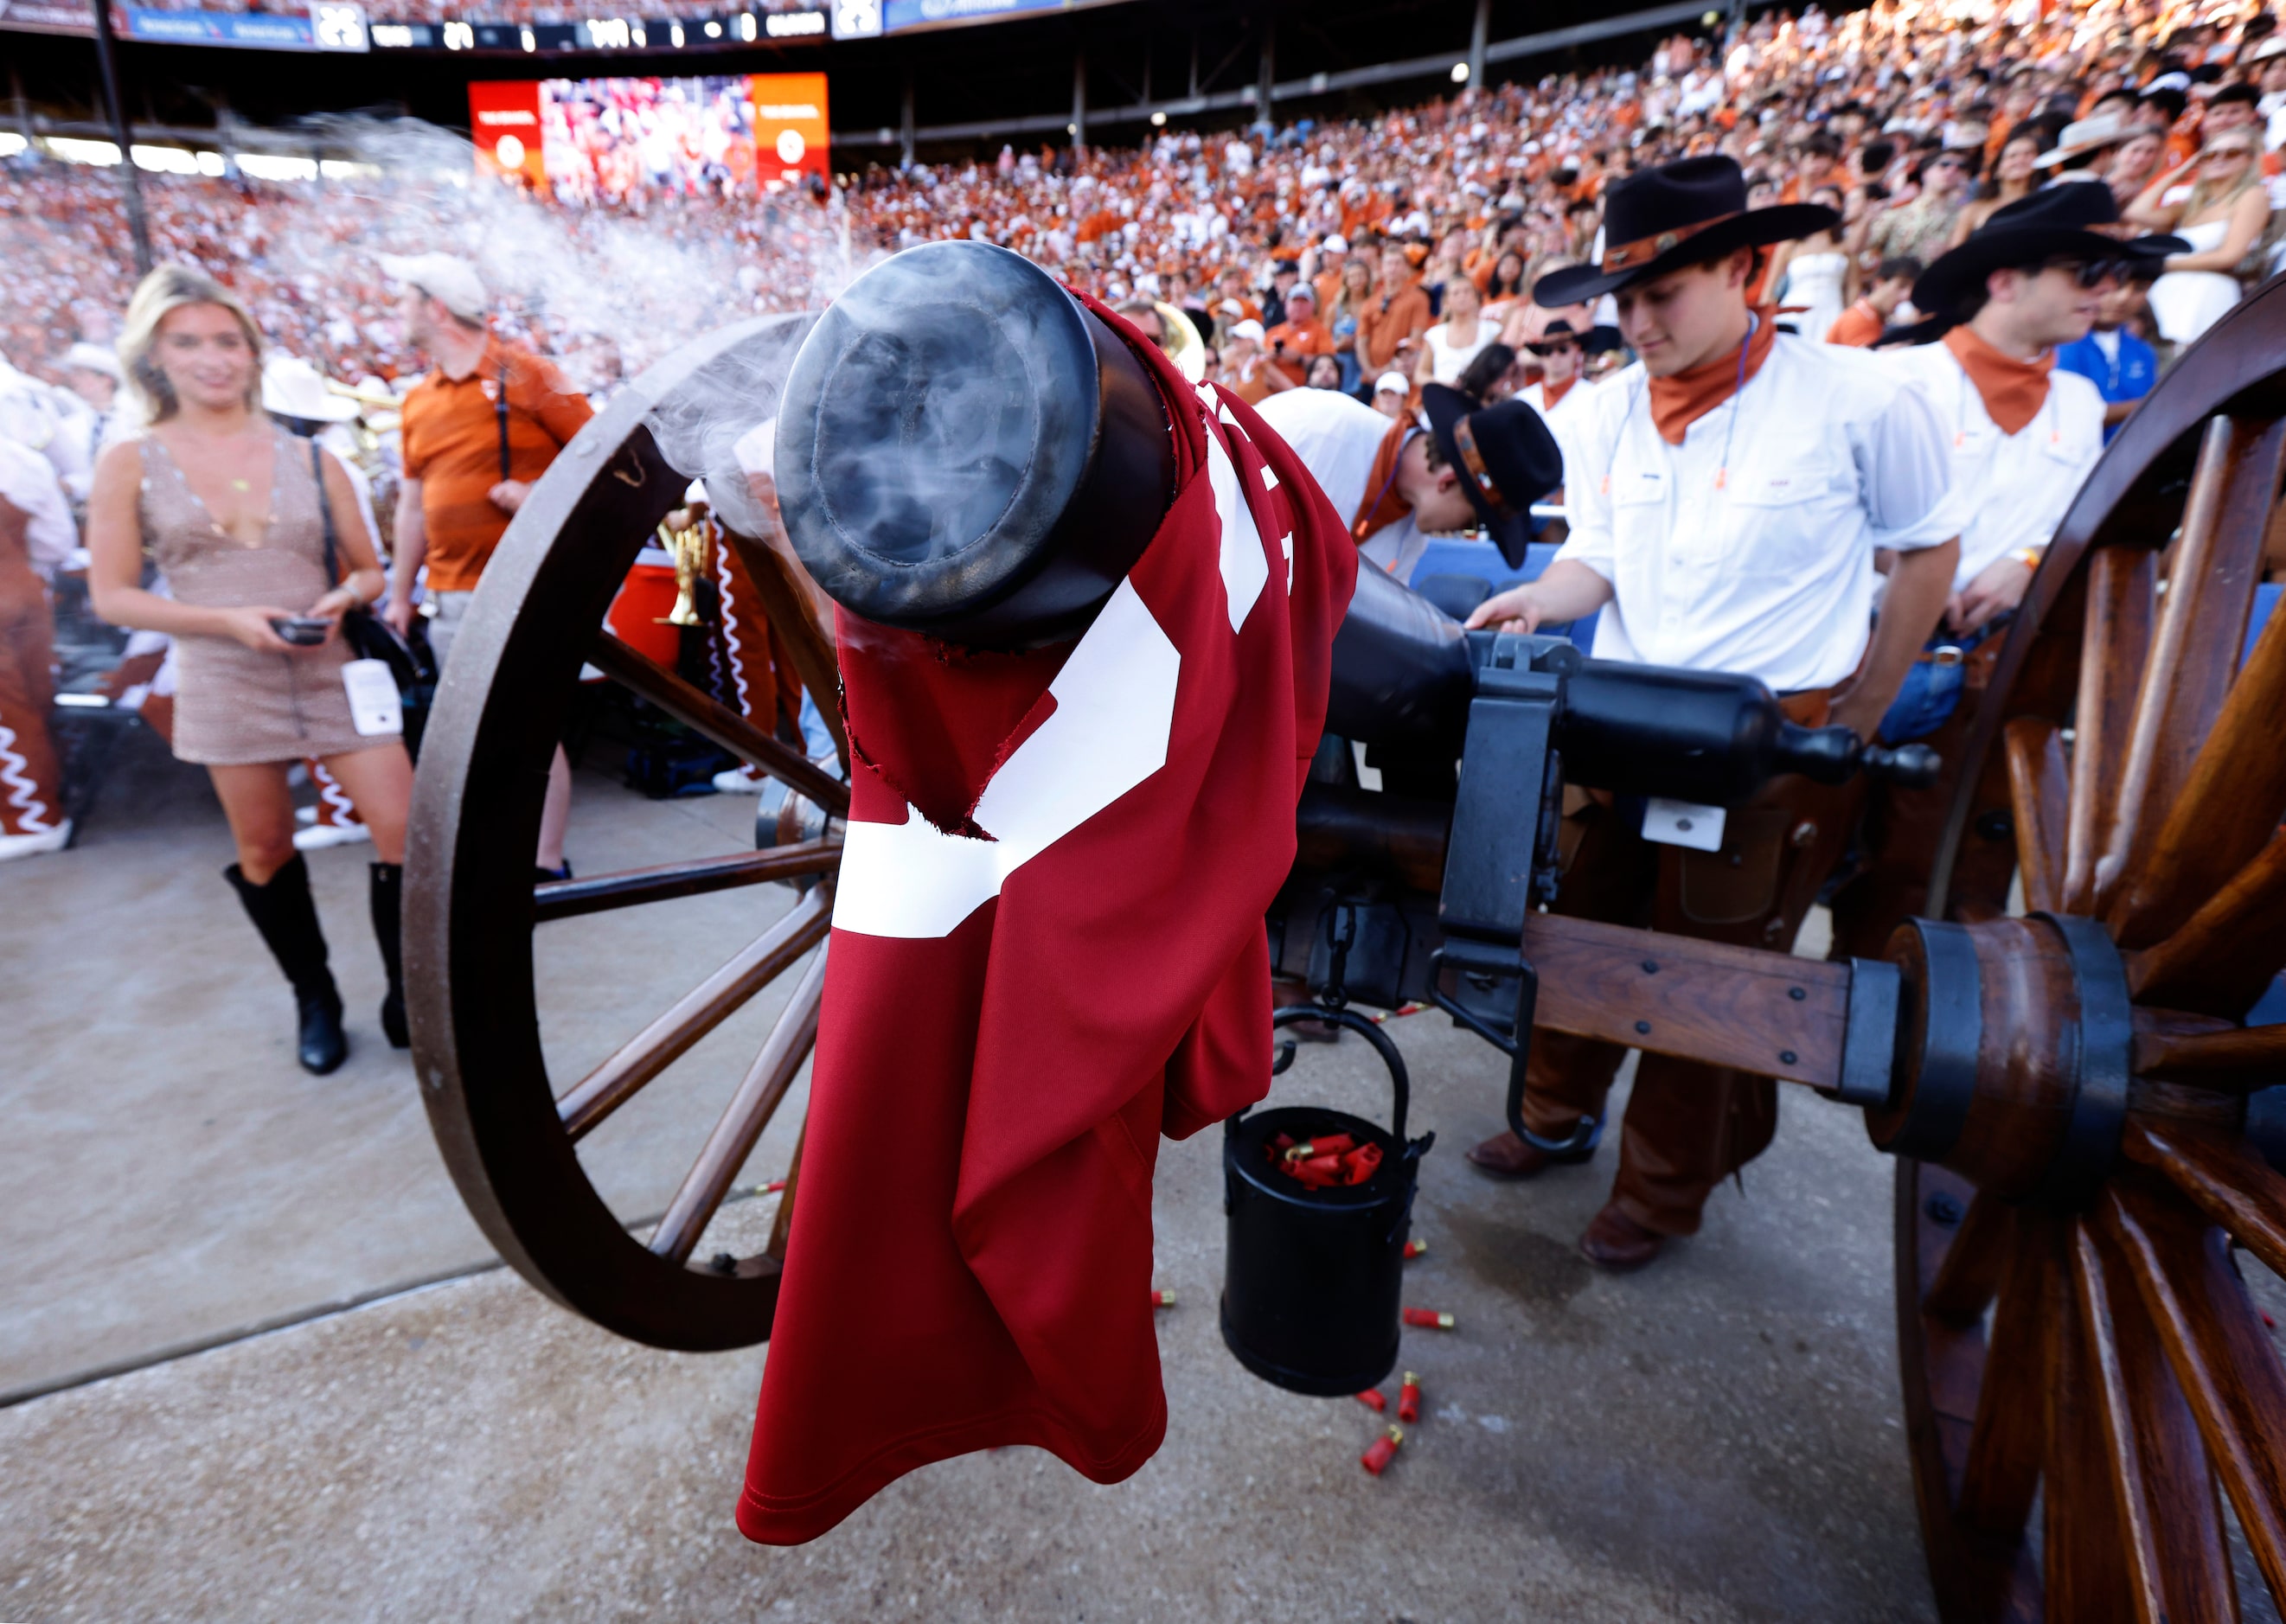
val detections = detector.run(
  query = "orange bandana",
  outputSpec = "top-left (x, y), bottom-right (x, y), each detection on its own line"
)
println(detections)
top-left (1943, 324), bottom-right (2053, 437)
top-left (1540, 375), bottom-right (1578, 412)
top-left (1349, 415), bottom-right (1415, 547)
top-left (1646, 307), bottom-right (1780, 445)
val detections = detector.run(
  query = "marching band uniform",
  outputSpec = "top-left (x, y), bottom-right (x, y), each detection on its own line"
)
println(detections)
top-left (0, 435), bottom-right (74, 859)
top-left (1828, 188), bottom-right (2180, 958)
top-left (1465, 158), bottom-right (1961, 1269)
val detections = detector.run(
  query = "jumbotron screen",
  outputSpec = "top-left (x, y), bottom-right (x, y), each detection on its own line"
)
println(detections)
top-left (470, 73), bottom-right (827, 201)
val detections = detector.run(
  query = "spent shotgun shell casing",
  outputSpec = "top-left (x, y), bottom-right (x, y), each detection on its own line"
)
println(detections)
top-left (1355, 1389), bottom-right (1387, 1412)
top-left (1361, 1425), bottom-right (1405, 1475)
top-left (1402, 1308), bottom-right (1457, 1330)
top-left (1150, 1289), bottom-right (1177, 1308)
top-left (1398, 1371), bottom-right (1423, 1423)
top-left (1403, 1238), bottom-right (1428, 1260)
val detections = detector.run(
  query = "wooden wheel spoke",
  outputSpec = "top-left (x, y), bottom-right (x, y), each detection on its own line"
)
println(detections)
top-left (557, 886), bottom-right (832, 1142)
top-left (589, 630), bottom-right (849, 814)
top-left (2127, 828), bottom-right (2286, 1018)
top-left (2064, 547), bottom-right (2155, 914)
top-left (1924, 1188), bottom-right (2014, 1327)
top-left (2125, 1120), bottom-right (2286, 1280)
top-left (2098, 1180), bottom-right (2286, 1605)
top-left (2115, 562), bottom-right (2286, 950)
top-left (2005, 719), bottom-right (2069, 916)
top-left (534, 839), bottom-right (841, 924)
top-left (2099, 416), bottom-right (2286, 924)
top-left (2046, 1220), bottom-right (2138, 1623)
top-left (722, 523), bottom-right (848, 771)
top-left (2132, 1026), bottom-right (2286, 1096)
top-left (650, 947), bottom-right (829, 1266)
top-left (1958, 1210), bottom-right (2054, 1538)
top-left (2067, 1220), bottom-right (2238, 1624)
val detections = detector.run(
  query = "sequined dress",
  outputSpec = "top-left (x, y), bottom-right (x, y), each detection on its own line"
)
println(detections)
top-left (137, 425), bottom-right (387, 764)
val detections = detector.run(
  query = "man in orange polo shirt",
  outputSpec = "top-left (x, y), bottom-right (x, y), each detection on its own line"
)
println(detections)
top-left (1263, 285), bottom-right (1337, 384)
top-left (1354, 240), bottom-right (1431, 380)
top-left (378, 252), bottom-right (593, 879)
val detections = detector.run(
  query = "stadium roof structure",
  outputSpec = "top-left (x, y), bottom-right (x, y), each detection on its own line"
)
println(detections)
top-left (6, 0), bottom-right (1765, 168)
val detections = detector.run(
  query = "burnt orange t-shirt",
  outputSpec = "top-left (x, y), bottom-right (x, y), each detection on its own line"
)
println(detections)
top-left (400, 337), bottom-right (593, 591)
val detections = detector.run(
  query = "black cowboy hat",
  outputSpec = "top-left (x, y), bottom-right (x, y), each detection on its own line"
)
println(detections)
top-left (1534, 156), bottom-right (1839, 308)
top-left (1523, 318), bottom-right (1624, 356)
top-left (1912, 184), bottom-right (2187, 322)
top-left (1420, 382), bottom-right (1565, 569)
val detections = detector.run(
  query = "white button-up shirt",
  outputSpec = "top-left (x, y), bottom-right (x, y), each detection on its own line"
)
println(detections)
top-left (0, 434), bottom-right (75, 577)
top-left (1553, 332), bottom-right (1956, 694)
top-left (1255, 386), bottom-right (1431, 580)
top-left (1517, 377), bottom-right (1598, 492)
top-left (1882, 342), bottom-right (2104, 589)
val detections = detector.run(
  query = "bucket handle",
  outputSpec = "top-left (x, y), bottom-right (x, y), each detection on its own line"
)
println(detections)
top-left (1267, 1004), bottom-right (1410, 1143)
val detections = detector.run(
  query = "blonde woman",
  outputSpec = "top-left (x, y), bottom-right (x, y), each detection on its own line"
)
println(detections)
top-left (86, 265), bottom-right (413, 1075)
top-left (2124, 131), bottom-right (2270, 345)
top-left (1413, 274), bottom-right (1500, 387)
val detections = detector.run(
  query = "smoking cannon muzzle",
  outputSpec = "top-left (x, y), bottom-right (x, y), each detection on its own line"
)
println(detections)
top-left (773, 240), bottom-right (1175, 647)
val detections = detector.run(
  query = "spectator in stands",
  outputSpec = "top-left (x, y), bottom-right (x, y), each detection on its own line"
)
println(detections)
top-left (1263, 286), bottom-right (1335, 387)
top-left (1304, 355), bottom-right (1344, 391)
top-left (1216, 320), bottom-right (1290, 406)
top-left (1414, 273), bottom-right (1497, 388)
top-left (1370, 371), bottom-right (1411, 419)
top-left (1826, 257), bottom-right (1923, 346)
top-left (376, 252), bottom-right (592, 881)
top-left (86, 265), bottom-right (413, 1073)
top-left (1950, 126), bottom-right (2047, 245)
top-left (2056, 273), bottom-right (2161, 444)
top-left (1867, 149), bottom-right (1975, 269)
top-left (1356, 240), bottom-right (1432, 387)
top-left (2126, 130), bottom-right (2271, 347)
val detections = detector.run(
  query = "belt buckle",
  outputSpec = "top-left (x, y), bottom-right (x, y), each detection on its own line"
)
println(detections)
top-left (1930, 645), bottom-right (1965, 668)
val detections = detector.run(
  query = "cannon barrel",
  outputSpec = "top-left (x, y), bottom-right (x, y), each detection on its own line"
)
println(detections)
top-left (776, 242), bottom-right (1935, 804)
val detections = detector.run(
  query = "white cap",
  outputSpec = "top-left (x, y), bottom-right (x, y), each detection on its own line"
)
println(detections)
top-left (379, 252), bottom-right (489, 323)
top-left (261, 355), bottom-right (360, 423)
top-left (1374, 371), bottom-right (1411, 396)
top-left (1229, 318), bottom-right (1266, 342)
top-left (63, 342), bottom-right (124, 381)
top-left (1323, 233), bottom-right (1348, 253)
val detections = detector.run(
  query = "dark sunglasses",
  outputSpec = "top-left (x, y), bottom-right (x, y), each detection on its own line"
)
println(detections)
top-left (2039, 257), bottom-right (2130, 288)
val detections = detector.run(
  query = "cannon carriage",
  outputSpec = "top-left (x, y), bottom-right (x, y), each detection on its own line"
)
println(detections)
top-left (405, 265), bottom-right (2286, 1620)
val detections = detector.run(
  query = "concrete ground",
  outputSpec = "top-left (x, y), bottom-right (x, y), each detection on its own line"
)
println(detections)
top-left (2, 723), bottom-right (1940, 1623)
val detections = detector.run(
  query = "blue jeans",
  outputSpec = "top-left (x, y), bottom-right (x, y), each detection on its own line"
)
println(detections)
top-left (1876, 618), bottom-right (2003, 745)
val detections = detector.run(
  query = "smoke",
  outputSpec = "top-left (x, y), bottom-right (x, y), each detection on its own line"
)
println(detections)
top-left (279, 114), bottom-right (871, 386)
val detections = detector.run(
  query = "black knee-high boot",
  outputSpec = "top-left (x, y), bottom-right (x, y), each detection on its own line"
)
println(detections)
top-left (369, 860), bottom-right (408, 1049)
top-left (224, 854), bottom-right (348, 1075)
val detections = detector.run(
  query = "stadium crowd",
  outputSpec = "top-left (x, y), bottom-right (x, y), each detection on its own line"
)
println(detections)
top-left (8, 0), bottom-right (2286, 416)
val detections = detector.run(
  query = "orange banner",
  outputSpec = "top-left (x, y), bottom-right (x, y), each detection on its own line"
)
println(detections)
top-left (749, 72), bottom-right (829, 187)
top-left (468, 80), bottom-right (545, 189)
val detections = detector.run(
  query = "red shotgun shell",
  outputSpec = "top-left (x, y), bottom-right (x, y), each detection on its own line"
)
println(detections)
top-left (1355, 1389), bottom-right (1387, 1412)
top-left (1361, 1425), bottom-right (1404, 1475)
top-left (1398, 1371), bottom-right (1422, 1423)
top-left (1403, 1238), bottom-right (1427, 1260)
top-left (1150, 1288), bottom-right (1177, 1308)
top-left (1403, 1308), bottom-right (1457, 1330)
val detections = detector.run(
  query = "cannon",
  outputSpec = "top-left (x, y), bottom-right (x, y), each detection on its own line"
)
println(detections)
top-left (406, 250), bottom-right (2286, 1621)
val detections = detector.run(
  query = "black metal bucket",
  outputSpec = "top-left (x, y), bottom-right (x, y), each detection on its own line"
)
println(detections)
top-left (1220, 1007), bottom-right (1435, 1397)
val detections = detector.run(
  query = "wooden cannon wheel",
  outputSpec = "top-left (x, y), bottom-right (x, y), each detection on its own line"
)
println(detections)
top-left (404, 315), bottom-right (848, 1351)
top-left (1890, 278), bottom-right (2286, 1621)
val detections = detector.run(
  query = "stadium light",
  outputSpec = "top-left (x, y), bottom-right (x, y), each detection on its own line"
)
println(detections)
top-left (739, 12), bottom-right (756, 39)
top-left (670, 22), bottom-right (683, 45)
top-left (520, 25), bottom-right (535, 49)
top-left (1450, 61), bottom-right (1469, 83)
top-left (1150, 111), bottom-right (1166, 126)
top-left (704, 18), bottom-right (720, 35)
